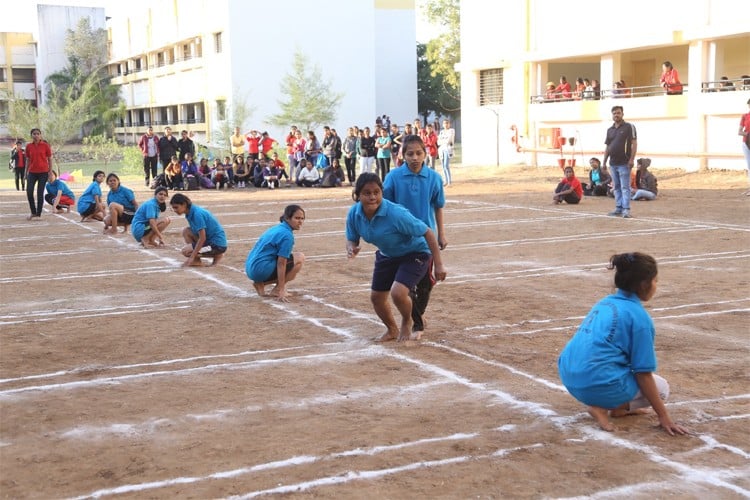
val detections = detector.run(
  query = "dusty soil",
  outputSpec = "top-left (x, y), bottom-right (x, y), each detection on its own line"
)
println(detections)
top-left (1, 165), bottom-right (748, 499)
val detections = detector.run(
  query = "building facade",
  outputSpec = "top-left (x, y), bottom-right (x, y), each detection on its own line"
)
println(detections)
top-left (459, 0), bottom-right (750, 171)
top-left (0, 32), bottom-right (36, 138)
top-left (107, 0), bottom-right (418, 147)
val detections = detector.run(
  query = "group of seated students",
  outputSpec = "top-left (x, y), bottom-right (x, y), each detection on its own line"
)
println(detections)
top-left (158, 150), bottom-right (346, 191)
top-left (553, 157), bottom-right (658, 204)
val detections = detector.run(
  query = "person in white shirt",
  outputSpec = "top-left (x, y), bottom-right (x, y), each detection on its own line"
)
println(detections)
top-left (437, 119), bottom-right (456, 186)
top-left (295, 159), bottom-right (320, 187)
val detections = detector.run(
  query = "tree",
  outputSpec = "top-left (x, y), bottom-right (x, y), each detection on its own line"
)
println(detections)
top-left (210, 88), bottom-right (255, 157)
top-left (45, 17), bottom-right (123, 136)
top-left (81, 134), bottom-right (122, 167)
top-left (267, 50), bottom-right (344, 132)
top-left (417, 43), bottom-right (460, 122)
top-left (422, 0), bottom-right (461, 112)
top-left (4, 79), bottom-right (96, 166)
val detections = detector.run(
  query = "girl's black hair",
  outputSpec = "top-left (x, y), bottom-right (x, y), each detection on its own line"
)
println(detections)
top-left (169, 192), bottom-right (191, 208)
top-left (401, 134), bottom-right (426, 154)
top-left (352, 172), bottom-right (382, 202)
top-left (609, 252), bottom-right (658, 293)
top-left (280, 204), bottom-right (305, 223)
top-left (30, 128), bottom-right (41, 135)
top-left (106, 172), bottom-right (120, 183)
top-left (93, 170), bottom-right (105, 181)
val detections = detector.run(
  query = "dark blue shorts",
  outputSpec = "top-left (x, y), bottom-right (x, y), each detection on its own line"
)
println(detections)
top-left (192, 243), bottom-right (227, 256)
top-left (371, 251), bottom-right (430, 292)
top-left (264, 254), bottom-right (295, 281)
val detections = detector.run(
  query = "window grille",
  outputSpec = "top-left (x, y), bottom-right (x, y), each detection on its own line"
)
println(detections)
top-left (479, 68), bottom-right (503, 106)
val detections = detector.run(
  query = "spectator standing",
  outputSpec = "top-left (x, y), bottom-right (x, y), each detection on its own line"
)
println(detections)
top-left (358, 127), bottom-right (376, 175)
top-left (375, 127), bottom-right (393, 180)
top-left (739, 98), bottom-right (750, 194)
top-left (138, 126), bottom-right (160, 187)
top-left (437, 119), bottom-right (456, 186)
top-left (158, 127), bottom-right (179, 172)
top-left (177, 130), bottom-right (195, 163)
top-left (24, 128), bottom-right (52, 220)
top-left (603, 106), bottom-right (638, 218)
top-left (245, 130), bottom-right (261, 161)
top-left (423, 124), bottom-right (438, 170)
top-left (343, 127), bottom-right (358, 185)
top-left (660, 61), bottom-right (683, 95)
top-left (260, 131), bottom-right (277, 159)
top-left (231, 126), bottom-right (246, 161)
top-left (10, 139), bottom-right (26, 191)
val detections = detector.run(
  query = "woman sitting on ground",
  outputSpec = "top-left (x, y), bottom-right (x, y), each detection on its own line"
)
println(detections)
top-left (552, 166), bottom-right (583, 204)
top-left (583, 157), bottom-right (612, 196)
top-left (632, 158), bottom-right (658, 201)
top-left (164, 155), bottom-right (183, 190)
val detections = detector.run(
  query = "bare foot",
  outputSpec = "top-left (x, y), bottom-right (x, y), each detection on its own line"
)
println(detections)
top-left (588, 406), bottom-right (615, 431)
top-left (410, 330), bottom-right (423, 341)
top-left (611, 408), bottom-right (649, 418)
top-left (187, 258), bottom-right (204, 267)
top-left (26, 214), bottom-right (40, 221)
top-left (54, 209), bottom-right (64, 214)
top-left (209, 254), bottom-right (224, 266)
top-left (397, 318), bottom-right (414, 342)
top-left (106, 227), bottom-right (119, 235)
top-left (374, 329), bottom-right (398, 342)
top-left (253, 282), bottom-right (266, 296)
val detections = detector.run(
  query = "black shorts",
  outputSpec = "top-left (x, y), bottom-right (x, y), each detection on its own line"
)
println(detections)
top-left (371, 251), bottom-right (430, 292)
top-left (193, 243), bottom-right (228, 256)
top-left (265, 254), bottom-right (295, 281)
top-left (79, 204), bottom-right (97, 217)
top-left (120, 212), bottom-right (134, 225)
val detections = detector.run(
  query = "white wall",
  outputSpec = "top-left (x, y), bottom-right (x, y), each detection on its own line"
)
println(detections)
top-left (36, 5), bottom-right (106, 103)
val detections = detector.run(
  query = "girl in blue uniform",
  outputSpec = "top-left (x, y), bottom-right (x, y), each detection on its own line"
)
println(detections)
top-left (77, 170), bottom-right (106, 222)
top-left (558, 252), bottom-right (689, 435)
top-left (45, 169), bottom-right (75, 213)
top-left (131, 187), bottom-right (171, 247)
top-left (169, 193), bottom-right (227, 267)
top-left (103, 173), bottom-right (138, 234)
top-left (245, 205), bottom-right (306, 301)
top-left (346, 173), bottom-right (447, 342)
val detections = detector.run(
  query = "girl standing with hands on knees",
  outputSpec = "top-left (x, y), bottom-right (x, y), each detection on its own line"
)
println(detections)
top-left (346, 173), bottom-right (447, 342)
top-left (245, 205), bottom-right (306, 301)
top-left (558, 252), bottom-right (689, 436)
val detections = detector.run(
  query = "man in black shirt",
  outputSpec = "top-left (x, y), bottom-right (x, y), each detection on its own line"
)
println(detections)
top-left (603, 106), bottom-right (637, 218)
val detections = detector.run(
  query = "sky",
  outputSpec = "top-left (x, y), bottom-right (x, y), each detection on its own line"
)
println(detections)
top-left (1, 0), bottom-right (443, 41)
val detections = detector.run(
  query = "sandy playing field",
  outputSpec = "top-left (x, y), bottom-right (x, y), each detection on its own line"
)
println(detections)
top-left (1, 166), bottom-right (748, 498)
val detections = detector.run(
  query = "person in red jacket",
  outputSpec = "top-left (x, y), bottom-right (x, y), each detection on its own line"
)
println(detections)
top-left (10, 139), bottom-right (26, 191)
top-left (138, 126), bottom-right (160, 187)
top-left (553, 166), bottom-right (583, 204)
top-left (24, 128), bottom-right (53, 220)
top-left (245, 129), bottom-right (261, 160)
top-left (660, 61), bottom-right (683, 95)
top-left (554, 76), bottom-right (572, 100)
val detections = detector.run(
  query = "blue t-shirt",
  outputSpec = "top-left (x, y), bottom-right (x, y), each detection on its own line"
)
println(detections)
top-left (107, 185), bottom-right (137, 212)
top-left (558, 290), bottom-right (658, 409)
top-left (382, 164), bottom-right (445, 232)
top-left (77, 181), bottom-right (102, 212)
top-left (185, 204), bottom-right (227, 248)
top-left (46, 179), bottom-right (75, 200)
top-left (245, 221), bottom-right (295, 282)
top-left (131, 197), bottom-right (162, 242)
top-left (346, 198), bottom-right (429, 258)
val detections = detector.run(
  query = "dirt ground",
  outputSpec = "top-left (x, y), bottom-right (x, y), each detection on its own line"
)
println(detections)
top-left (1, 165), bottom-right (748, 499)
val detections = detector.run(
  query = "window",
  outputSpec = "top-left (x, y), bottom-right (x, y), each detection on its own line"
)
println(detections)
top-left (214, 32), bottom-right (223, 54)
top-left (11, 68), bottom-right (35, 83)
top-left (216, 100), bottom-right (226, 120)
top-left (0, 68), bottom-right (5, 82)
top-left (479, 68), bottom-right (504, 106)
top-left (157, 52), bottom-right (165, 67)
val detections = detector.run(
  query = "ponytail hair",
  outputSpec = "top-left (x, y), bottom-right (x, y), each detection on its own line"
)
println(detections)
top-left (609, 252), bottom-right (658, 293)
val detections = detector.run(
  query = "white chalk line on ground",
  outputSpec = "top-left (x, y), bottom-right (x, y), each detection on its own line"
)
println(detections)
top-left (0, 348), bottom-right (378, 397)
top-left (0, 342), bottom-right (343, 385)
top-left (71, 433), bottom-right (543, 500)
top-left (58, 380), bottom-right (451, 441)
top-left (0, 266), bottom-right (172, 284)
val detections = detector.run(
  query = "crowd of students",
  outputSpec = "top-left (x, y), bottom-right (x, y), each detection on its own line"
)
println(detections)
top-left (552, 157), bottom-right (658, 205)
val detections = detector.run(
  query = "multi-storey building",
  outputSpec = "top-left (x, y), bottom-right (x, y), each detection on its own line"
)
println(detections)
top-left (459, 0), bottom-right (749, 171)
top-left (0, 32), bottom-right (36, 137)
top-left (107, 0), bottom-right (418, 147)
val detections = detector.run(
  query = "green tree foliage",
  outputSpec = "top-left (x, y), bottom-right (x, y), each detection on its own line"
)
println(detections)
top-left (267, 50), bottom-right (344, 132)
top-left (4, 80), bottom-right (96, 162)
top-left (121, 146), bottom-right (145, 176)
top-left (422, 0), bottom-right (461, 106)
top-left (417, 43), bottom-right (460, 122)
top-left (45, 18), bottom-right (123, 136)
top-left (210, 88), bottom-right (255, 157)
top-left (81, 134), bottom-right (122, 167)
